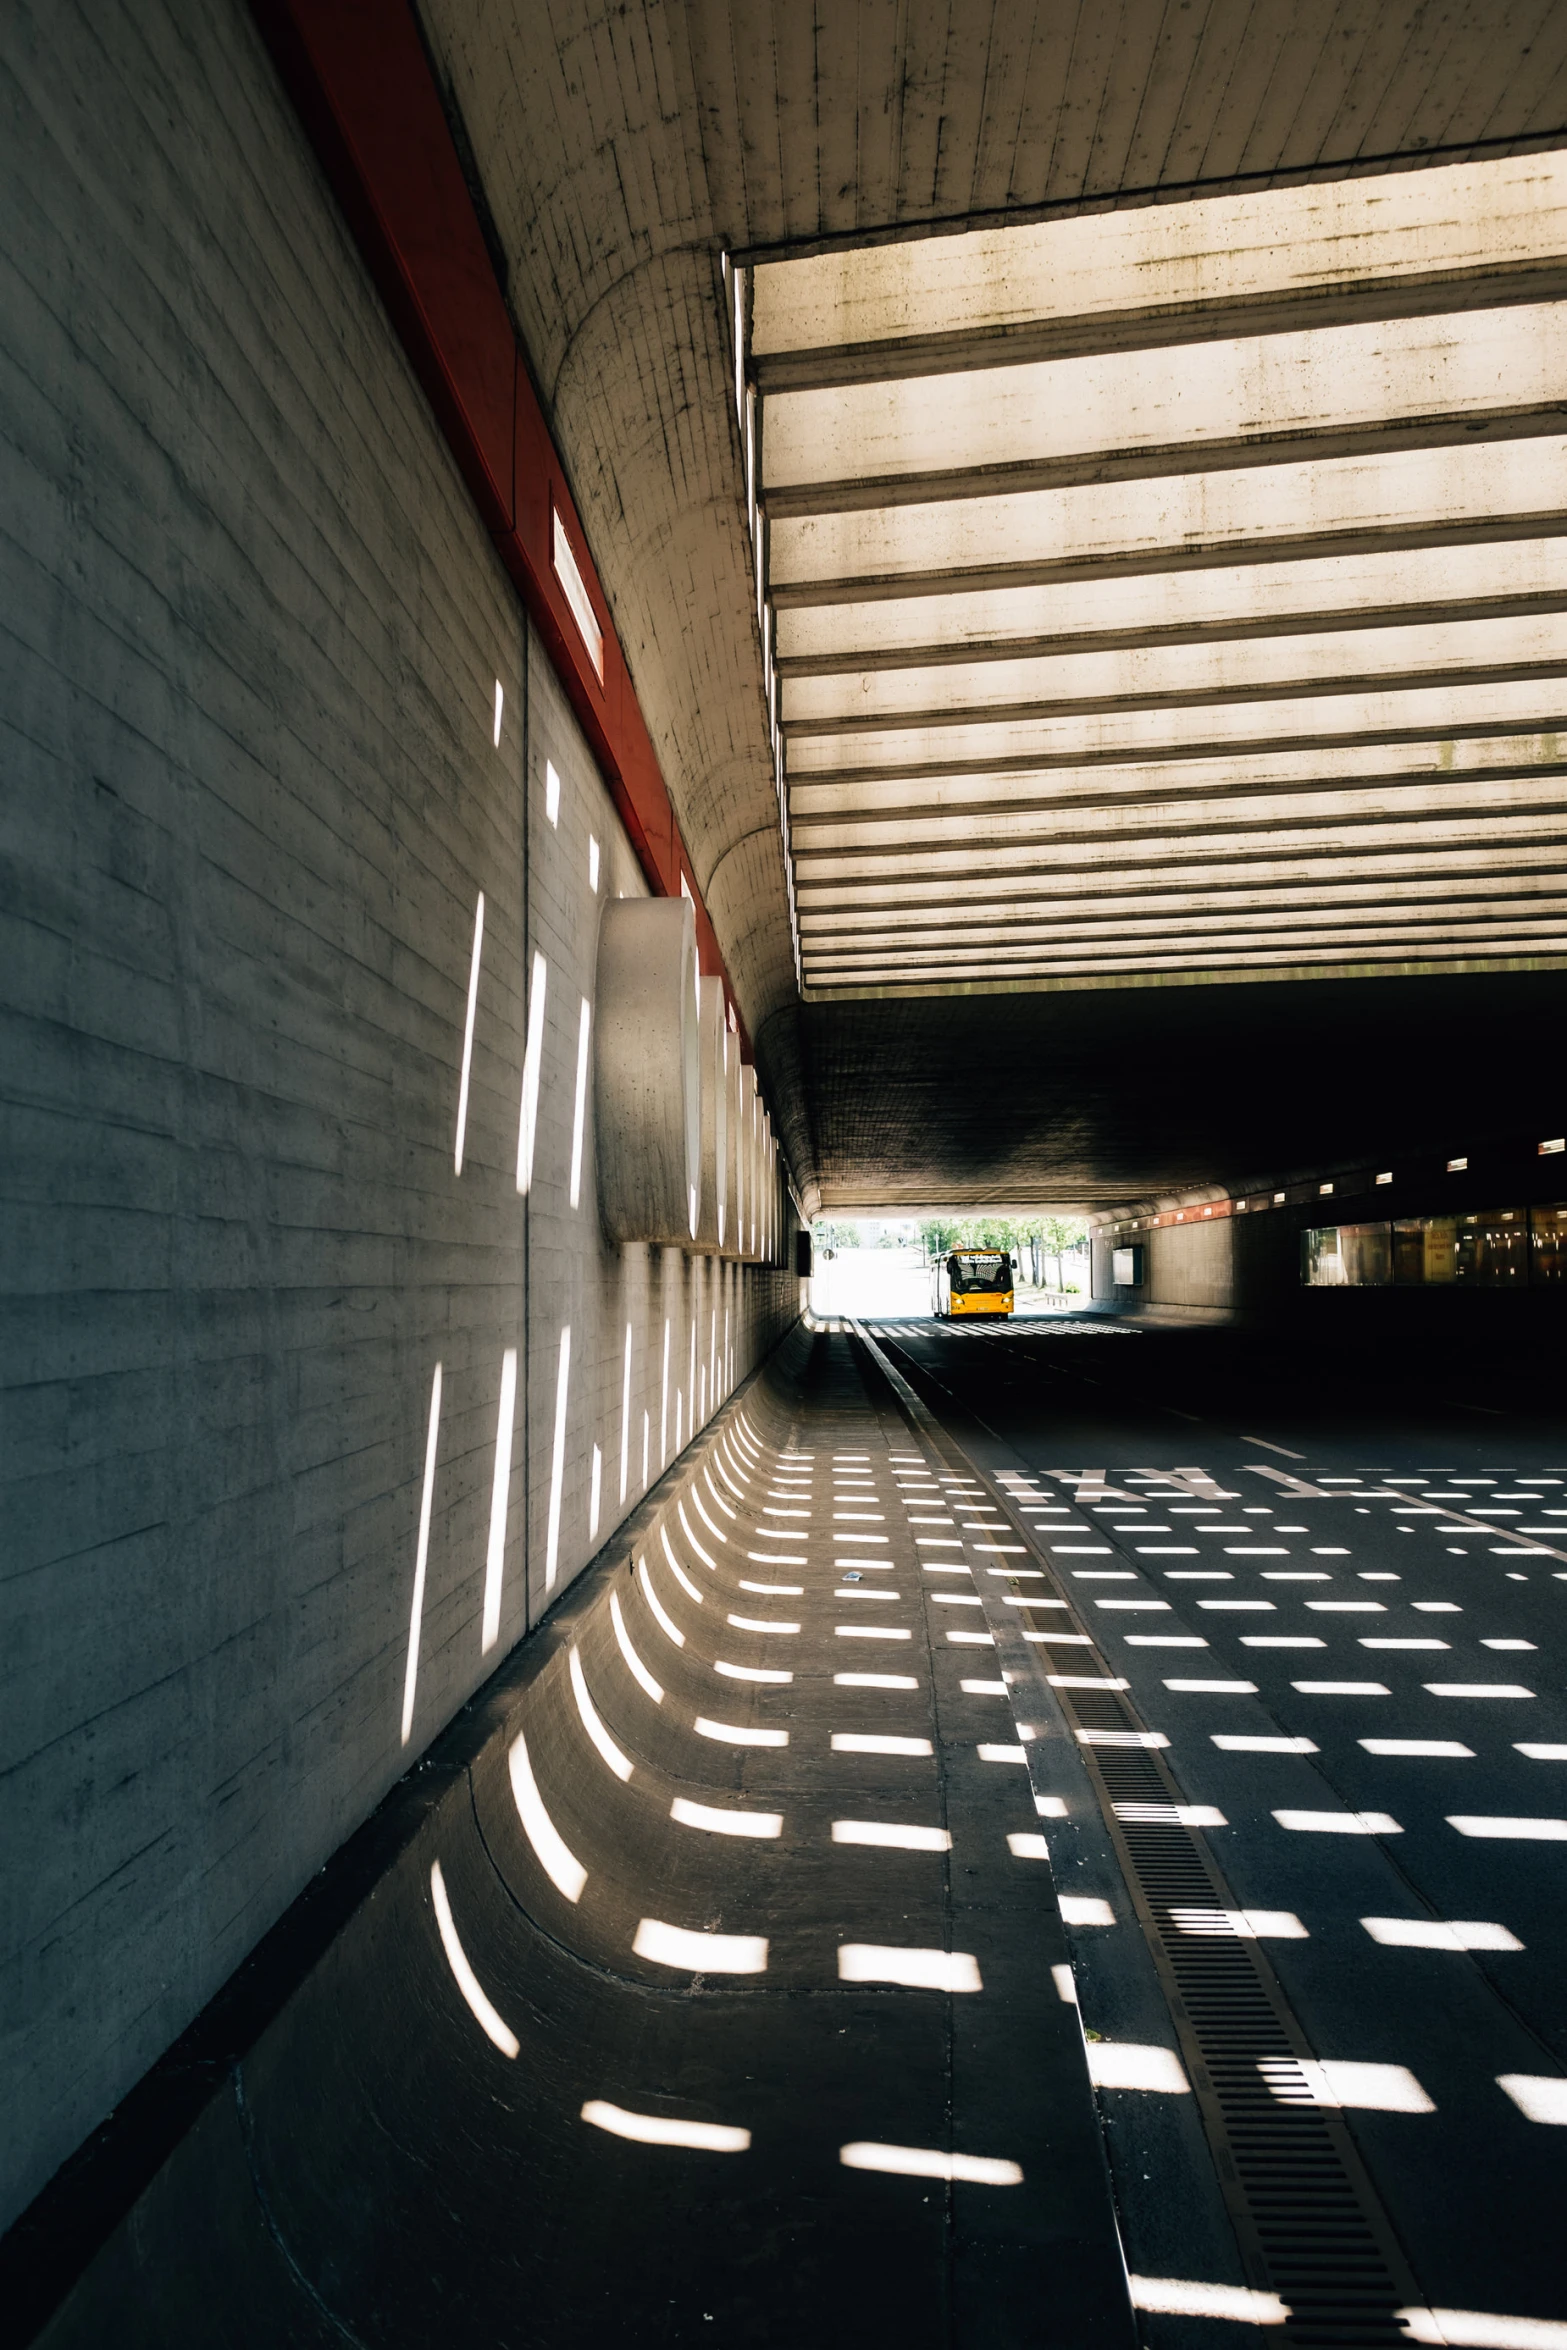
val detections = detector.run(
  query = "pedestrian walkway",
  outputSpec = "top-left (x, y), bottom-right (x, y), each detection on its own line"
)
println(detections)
top-left (31, 1327), bottom-right (1130, 2349)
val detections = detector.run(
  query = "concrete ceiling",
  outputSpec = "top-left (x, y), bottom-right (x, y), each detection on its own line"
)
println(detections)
top-left (792, 966), bottom-right (1567, 1211)
top-left (755, 155), bottom-right (1567, 995)
top-left (413, 0), bottom-right (1567, 1206)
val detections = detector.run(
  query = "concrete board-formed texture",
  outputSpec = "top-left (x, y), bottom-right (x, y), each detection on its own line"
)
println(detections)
top-left (22, 1330), bottom-right (1133, 2349)
top-left (1146, 1219), bottom-right (1236, 1313)
top-left (0, 0), bottom-right (796, 2237)
top-left (592, 897), bottom-right (702, 1245)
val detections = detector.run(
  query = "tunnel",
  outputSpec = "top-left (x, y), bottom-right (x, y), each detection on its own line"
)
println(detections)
top-left (4, 5), bottom-right (1567, 2345)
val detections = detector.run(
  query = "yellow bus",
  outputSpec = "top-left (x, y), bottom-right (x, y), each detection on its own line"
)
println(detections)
top-left (933, 1249), bottom-right (1015, 1318)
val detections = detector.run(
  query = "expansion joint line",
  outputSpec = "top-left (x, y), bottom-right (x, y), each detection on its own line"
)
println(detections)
top-left (232, 2069), bottom-right (368, 2346)
top-left (849, 1322), bottom-right (1423, 2347)
top-left (853, 1364), bottom-right (965, 2319)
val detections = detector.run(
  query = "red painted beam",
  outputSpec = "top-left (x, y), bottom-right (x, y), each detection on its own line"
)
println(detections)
top-left (251, 0), bottom-right (749, 1052)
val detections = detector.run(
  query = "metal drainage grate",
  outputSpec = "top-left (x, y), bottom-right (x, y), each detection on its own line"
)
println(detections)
top-left (1030, 1671), bottom-right (1418, 2346)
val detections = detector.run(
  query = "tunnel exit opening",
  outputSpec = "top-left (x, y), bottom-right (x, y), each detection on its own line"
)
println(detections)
top-left (808, 1214), bottom-right (1093, 1321)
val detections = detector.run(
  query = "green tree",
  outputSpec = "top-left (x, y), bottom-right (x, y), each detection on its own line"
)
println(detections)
top-left (918, 1213), bottom-right (1088, 1272)
top-left (1039, 1215), bottom-right (1088, 1253)
top-left (977, 1217), bottom-right (1023, 1251)
top-left (920, 1215), bottom-right (1014, 1257)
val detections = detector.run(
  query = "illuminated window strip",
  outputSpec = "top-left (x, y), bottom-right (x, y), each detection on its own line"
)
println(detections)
top-left (793, 799), bottom-right (1567, 877)
top-left (784, 610), bottom-right (1567, 731)
top-left (775, 537), bottom-right (1567, 667)
top-left (801, 896), bottom-right (1567, 952)
top-left (800, 912), bottom-right (1567, 965)
top-left (768, 437), bottom-right (1567, 596)
top-left (788, 681), bottom-right (1567, 780)
top-left (751, 153), bottom-right (1567, 361)
top-left (764, 306), bottom-right (1567, 497)
top-left (552, 507), bottom-right (605, 680)
top-left (801, 921), bottom-right (1567, 978)
top-left (797, 835), bottom-right (1567, 909)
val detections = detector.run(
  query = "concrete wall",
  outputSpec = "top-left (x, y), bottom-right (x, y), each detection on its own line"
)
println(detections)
top-left (1092, 1218), bottom-right (1235, 1312)
top-left (0, 0), bottom-right (796, 2235)
top-left (1093, 1187), bottom-right (1567, 1332)
top-left (1148, 1218), bottom-right (1235, 1309)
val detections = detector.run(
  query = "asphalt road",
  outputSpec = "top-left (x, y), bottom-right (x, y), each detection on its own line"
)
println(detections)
top-left (864, 1311), bottom-right (1567, 2347)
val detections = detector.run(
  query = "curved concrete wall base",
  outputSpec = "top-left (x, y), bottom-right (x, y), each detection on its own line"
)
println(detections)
top-left (15, 1330), bottom-right (1133, 2350)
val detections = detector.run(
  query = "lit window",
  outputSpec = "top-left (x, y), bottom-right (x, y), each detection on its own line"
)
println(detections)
top-left (551, 507), bottom-right (604, 679)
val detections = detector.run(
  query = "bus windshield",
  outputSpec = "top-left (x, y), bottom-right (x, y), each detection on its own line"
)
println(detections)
top-left (948, 1253), bottom-right (1011, 1293)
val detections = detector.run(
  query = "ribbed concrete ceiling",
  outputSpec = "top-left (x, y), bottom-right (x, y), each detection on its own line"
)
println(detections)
top-left (416, 1), bottom-right (1567, 1201)
top-left (751, 154), bottom-right (1567, 997)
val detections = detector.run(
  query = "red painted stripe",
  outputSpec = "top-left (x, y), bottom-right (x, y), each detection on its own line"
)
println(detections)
top-left (252, 0), bottom-right (749, 1049)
